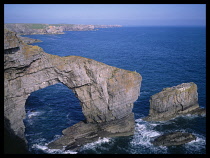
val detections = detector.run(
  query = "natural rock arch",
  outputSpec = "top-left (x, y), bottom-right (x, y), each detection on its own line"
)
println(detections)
top-left (4, 29), bottom-right (142, 152)
top-left (24, 82), bottom-right (85, 142)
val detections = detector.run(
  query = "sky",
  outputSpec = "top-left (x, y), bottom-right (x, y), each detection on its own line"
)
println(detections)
top-left (4, 4), bottom-right (206, 26)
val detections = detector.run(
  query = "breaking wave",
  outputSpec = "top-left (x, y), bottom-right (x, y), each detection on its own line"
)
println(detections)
top-left (27, 111), bottom-right (44, 119)
top-left (184, 133), bottom-right (206, 154)
top-left (28, 135), bottom-right (77, 154)
top-left (129, 118), bottom-right (168, 154)
top-left (31, 144), bottom-right (77, 154)
top-left (128, 117), bottom-right (206, 154)
top-left (79, 137), bottom-right (114, 153)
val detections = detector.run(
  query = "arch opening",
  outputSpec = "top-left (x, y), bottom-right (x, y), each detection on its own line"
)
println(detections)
top-left (23, 82), bottom-right (85, 153)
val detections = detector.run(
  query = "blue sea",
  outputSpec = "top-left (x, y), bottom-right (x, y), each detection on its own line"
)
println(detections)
top-left (23, 27), bottom-right (206, 154)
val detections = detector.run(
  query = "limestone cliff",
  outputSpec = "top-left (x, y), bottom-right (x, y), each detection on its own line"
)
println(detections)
top-left (4, 29), bottom-right (141, 152)
top-left (144, 82), bottom-right (206, 121)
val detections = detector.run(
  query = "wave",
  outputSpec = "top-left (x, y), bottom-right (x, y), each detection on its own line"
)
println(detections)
top-left (31, 144), bottom-right (77, 154)
top-left (179, 113), bottom-right (206, 119)
top-left (24, 111), bottom-right (45, 125)
top-left (29, 134), bottom-right (113, 154)
top-left (131, 119), bottom-right (162, 152)
top-left (129, 118), bottom-right (206, 154)
top-left (27, 111), bottom-right (44, 119)
top-left (25, 132), bottom-right (43, 137)
top-left (184, 133), bottom-right (206, 154)
top-left (79, 137), bottom-right (113, 153)
top-left (26, 116), bottom-right (205, 154)
top-left (29, 135), bottom-right (77, 154)
top-left (129, 118), bottom-right (168, 154)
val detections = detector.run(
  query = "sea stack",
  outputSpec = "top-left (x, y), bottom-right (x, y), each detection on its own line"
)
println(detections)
top-left (144, 82), bottom-right (206, 121)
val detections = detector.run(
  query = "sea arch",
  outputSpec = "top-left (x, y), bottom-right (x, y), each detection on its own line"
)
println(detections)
top-left (24, 82), bottom-right (85, 145)
top-left (4, 39), bottom-right (141, 152)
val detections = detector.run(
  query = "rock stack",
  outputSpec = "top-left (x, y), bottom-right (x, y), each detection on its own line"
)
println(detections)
top-left (144, 82), bottom-right (205, 121)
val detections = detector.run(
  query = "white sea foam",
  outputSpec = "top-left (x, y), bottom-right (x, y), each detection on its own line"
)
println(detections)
top-left (31, 136), bottom-right (112, 154)
top-left (184, 134), bottom-right (206, 154)
top-left (80, 137), bottom-right (113, 151)
top-left (129, 118), bottom-right (167, 154)
top-left (179, 114), bottom-right (200, 120)
top-left (131, 119), bottom-right (161, 147)
top-left (130, 118), bottom-right (206, 154)
top-left (25, 132), bottom-right (43, 137)
top-left (31, 143), bottom-right (77, 154)
top-left (27, 111), bottom-right (44, 118)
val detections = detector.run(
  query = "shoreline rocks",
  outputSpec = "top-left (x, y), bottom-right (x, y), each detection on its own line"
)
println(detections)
top-left (143, 82), bottom-right (206, 121)
top-left (17, 35), bottom-right (42, 44)
top-left (48, 113), bottom-right (135, 151)
top-left (151, 132), bottom-right (196, 146)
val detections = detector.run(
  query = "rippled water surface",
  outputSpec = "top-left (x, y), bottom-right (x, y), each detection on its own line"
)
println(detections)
top-left (23, 27), bottom-right (206, 154)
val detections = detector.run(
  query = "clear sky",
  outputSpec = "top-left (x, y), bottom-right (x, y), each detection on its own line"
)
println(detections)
top-left (4, 4), bottom-right (206, 26)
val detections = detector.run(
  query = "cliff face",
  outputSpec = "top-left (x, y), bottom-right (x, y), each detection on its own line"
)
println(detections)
top-left (4, 29), bottom-right (141, 152)
top-left (5, 24), bottom-right (65, 35)
top-left (144, 82), bottom-right (205, 121)
top-left (4, 28), bottom-right (22, 50)
top-left (4, 23), bottom-right (122, 35)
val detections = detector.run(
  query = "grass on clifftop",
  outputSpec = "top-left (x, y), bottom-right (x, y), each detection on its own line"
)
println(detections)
top-left (26, 24), bottom-right (48, 29)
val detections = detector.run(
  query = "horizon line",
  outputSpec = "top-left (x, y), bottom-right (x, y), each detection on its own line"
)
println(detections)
top-left (4, 23), bottom-right (206, 27)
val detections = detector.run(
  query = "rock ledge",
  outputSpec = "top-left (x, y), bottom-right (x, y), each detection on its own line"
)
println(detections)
top-left (151, 132), bottom-right (196, 146)
top-left (48, 113), bottom-right (135, 151)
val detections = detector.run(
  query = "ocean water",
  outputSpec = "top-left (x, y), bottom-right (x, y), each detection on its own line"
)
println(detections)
top-left (23, 27), bottom-right (206, 154)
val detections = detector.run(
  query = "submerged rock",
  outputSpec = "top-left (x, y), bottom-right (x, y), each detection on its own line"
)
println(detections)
top-left (144, 82), bottom-right (205, 121)
top-left (151, 132), bottom-right (196, 146)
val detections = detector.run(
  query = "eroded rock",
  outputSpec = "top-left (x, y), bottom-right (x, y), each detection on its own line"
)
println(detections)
top-left (4, 29), bottom-right (142, 152)
top-left (144, 82), bottom-right (205, 121)
top-left (48, 113), bottom-right (135, 150)
top-left (151, 132), bottom-right (196, 146)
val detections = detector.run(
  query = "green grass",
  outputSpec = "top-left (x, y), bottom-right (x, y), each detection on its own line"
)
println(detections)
top-left (27, 24), bottom-right (48, 29)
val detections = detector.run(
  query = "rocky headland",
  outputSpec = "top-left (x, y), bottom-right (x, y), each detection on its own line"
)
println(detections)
top-left (4, 28), bottom-right (141, 153)
top-left (4, 23), bottom-right (122, 35)
top-left (17, 35), bottom-right (42, 44)
top-left (143, 82), bottom-right (206, 121)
